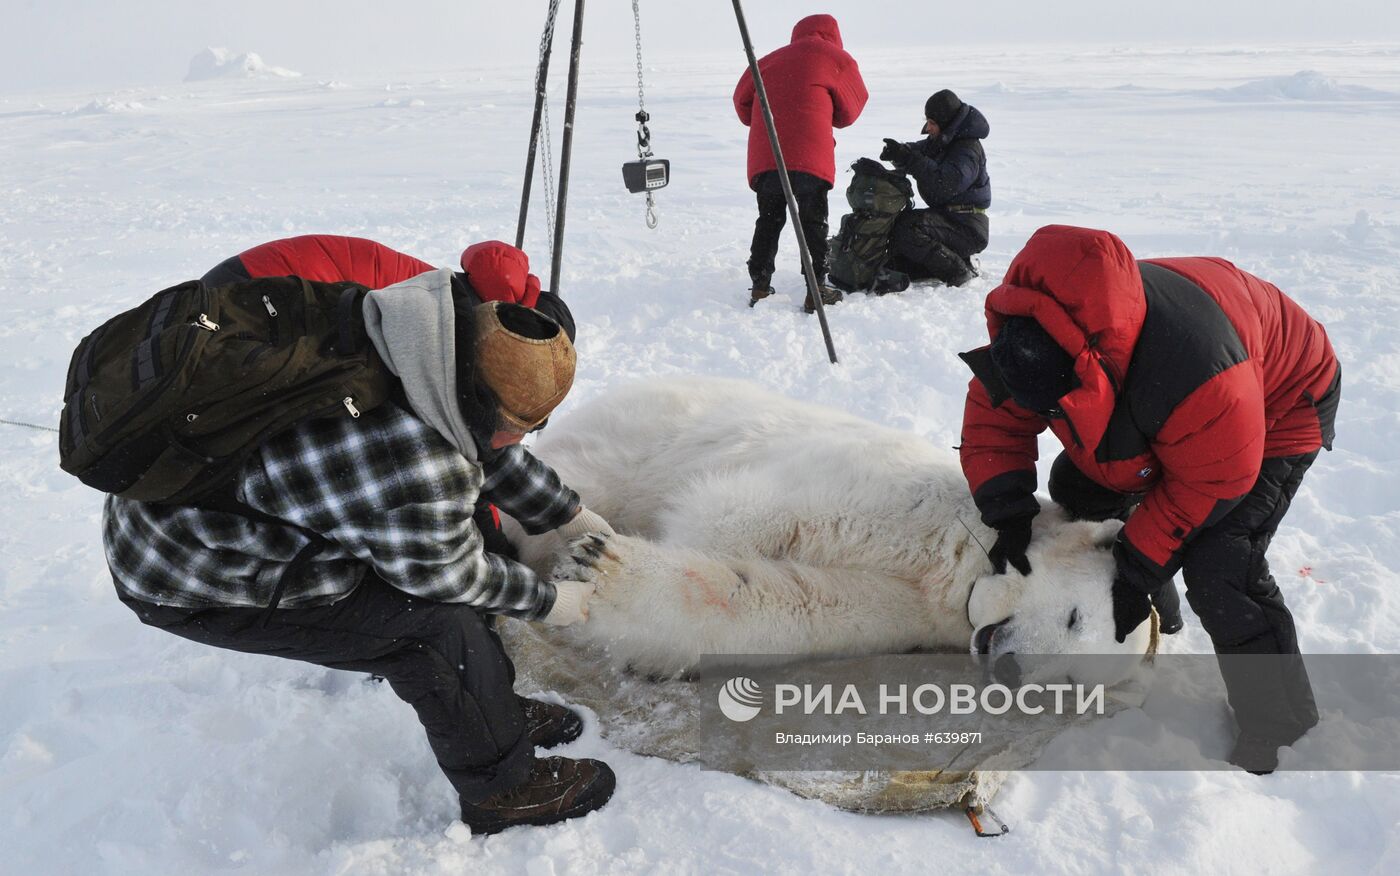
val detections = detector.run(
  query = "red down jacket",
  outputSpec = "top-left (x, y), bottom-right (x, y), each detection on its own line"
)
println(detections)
top-left (960, 225), bottom-right (1339, 573)
top-left (733, 14), bottom-right (868, 189)
top-left (202, 235), bottom-right (571, 339)
top-left (204, 235), bottom-right (538, 306)
top-left (215, 234), bottom-right (432, 289)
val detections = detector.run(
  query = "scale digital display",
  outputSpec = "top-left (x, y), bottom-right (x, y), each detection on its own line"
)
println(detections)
top-left (623, 158), bottom-right (670, 194)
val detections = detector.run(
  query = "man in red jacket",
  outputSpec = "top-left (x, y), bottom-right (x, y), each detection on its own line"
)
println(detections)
top-left (734, 14), bottom-right (868, 312)
top-left (958, 225), bottom-right (1340, 773)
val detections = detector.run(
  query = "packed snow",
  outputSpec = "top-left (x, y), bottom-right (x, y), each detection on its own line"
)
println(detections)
top-left (2, 36), bottom-right (1399, 876)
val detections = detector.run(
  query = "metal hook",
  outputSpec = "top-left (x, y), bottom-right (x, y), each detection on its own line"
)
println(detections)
top-left (645, 192), bottom-right (658, 229)
top-left (965, 804), bottom-right (1010, 837)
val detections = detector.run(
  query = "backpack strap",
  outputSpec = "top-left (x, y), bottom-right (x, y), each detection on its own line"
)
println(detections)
top-left (335, 286), bottom-right (369, 356)
top-left (259, 538), bottom-right (326, 625)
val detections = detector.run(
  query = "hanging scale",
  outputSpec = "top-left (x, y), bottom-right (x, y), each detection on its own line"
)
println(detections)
top-left (620, 0), bottom-right (668, 228)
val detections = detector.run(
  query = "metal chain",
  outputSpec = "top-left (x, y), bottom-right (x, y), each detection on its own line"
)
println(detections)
top-left (537, 0), bottom-right (561, 60)
top-left (1, 417), bottom-right (59, 434)
top-left (535, 0), bottom-right (562, 253)
top-left (633, 0), bottom-right (648, 158)
top-left (631, 0), bottom-right (651, 159)
top-left (633, 0), bottom-right (658, 228)
top-left (540, 96), bottom-right (557, 245)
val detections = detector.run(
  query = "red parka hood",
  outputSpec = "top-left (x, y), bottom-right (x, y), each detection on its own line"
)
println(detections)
top-left (791, 14), bottom-right (843, 49)
top-left (984, 224), bottom-right (1146, 389)
top-left (979, 225), bottom-right (1148, 460)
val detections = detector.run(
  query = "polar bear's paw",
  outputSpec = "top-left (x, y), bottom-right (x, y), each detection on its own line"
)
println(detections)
top-left (550, 533), bottom-right (622, 588)
top-left (550, 531), bottom-right (687, 597)
top-left (550, 532), bottom-right (720, 622)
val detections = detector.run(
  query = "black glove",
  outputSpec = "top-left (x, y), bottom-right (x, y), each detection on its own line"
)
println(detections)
top-left (988, 515), bottom-right (1034, 576)
top-left (1111, 575), bottom-right (1152, 644)
top-left (1111, 536), bottom-right (1185, 642)
top-left (880, 138), bottom-right (914, 167)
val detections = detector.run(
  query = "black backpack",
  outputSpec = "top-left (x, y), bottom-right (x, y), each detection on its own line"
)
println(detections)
top-left (828, 157), bottom-right (914, 293)
top-left (59, 276), bottom-right (393, 505)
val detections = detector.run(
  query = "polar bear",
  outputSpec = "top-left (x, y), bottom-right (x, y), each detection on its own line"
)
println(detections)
top-left (508, 378), bottom-right (1154, 681)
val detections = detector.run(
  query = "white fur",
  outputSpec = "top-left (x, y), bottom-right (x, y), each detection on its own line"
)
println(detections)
top-left (508, 378), bottom-right (1152, 678)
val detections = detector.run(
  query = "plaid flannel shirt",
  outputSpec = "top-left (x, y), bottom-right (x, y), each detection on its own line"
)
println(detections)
top-left (102, 402), bottom-right (579, 618)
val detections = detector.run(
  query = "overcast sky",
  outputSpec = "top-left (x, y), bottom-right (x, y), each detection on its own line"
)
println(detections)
top-left (3, 0), bottom-right (1400, 92)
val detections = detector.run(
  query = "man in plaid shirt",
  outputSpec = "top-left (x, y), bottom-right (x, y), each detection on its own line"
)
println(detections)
top-left (105, 284), bottom-right (618, 835)
top-left (105, 405), bottom-right (583, 617)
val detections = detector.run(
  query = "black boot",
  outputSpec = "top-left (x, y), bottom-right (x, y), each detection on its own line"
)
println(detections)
top-left (922, 245), bottom-right (977, 287)
top-left (519, 695), bottom-right (584, 749)
top-left (871, 265), bottom-right (911, 295)
top-left (1217, 647), bottom-right (1318, 774)
top-left (1230, 732), bottom-right (1281, 775)
top-left (460, 755), bottom-right (616, 835)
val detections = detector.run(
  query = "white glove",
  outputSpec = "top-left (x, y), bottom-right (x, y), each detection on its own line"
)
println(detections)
top-left (556, 506), bottom-right (616, 540)
top-left (541, 579), bottom-right (595, 626)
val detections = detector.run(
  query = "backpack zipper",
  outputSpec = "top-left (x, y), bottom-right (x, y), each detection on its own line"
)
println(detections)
top-left (93, 302), bottom-right (213, 444)
top-left (342, 397), bottom-right (361, 418)
top-left (262, 294), bottom-right (280, 344)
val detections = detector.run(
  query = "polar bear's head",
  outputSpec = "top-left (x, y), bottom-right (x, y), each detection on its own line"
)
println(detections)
top-left (965, 511), bottom-right (1153, 687)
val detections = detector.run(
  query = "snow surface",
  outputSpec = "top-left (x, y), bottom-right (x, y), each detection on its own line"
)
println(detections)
top-left (2, 41), bottom-right (1400, 875)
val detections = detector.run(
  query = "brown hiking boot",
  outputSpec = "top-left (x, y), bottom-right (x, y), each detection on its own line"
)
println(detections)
top-left (519, 695), bottom-right (583, 749)
top-left (802, 283), bottom-right (843, 314)
top-left (748, 284), bottom-right (772, 307)
top-left (460, 755), bottom-right (616, 835)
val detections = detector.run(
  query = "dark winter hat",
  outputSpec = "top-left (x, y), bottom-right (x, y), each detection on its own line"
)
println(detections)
top-left (924, 89), bottom-right (964, 129)
top-left (989, 316), bottom-right (1076, 413)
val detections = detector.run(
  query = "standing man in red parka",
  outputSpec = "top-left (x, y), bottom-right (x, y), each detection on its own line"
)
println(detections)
top-left (958, 225), bottom-right (1340, 774)
top-left (734, 14), bottom-right (868, 312)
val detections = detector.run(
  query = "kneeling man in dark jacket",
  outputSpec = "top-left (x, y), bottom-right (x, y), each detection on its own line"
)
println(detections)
top-left (880, 89), bottom-right (990, 286)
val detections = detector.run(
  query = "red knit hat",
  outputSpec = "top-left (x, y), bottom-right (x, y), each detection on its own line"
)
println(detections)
top-left (459, 240), bottom-right (542, 308)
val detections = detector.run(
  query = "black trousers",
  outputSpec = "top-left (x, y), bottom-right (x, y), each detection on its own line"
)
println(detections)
top-left (1049, 450), bottom-right (1321, 742)
top-left (122, 573), bottom-right (532, 803)
top-left (747, 170), bottom-right (831, 287)
top-left (890, 207), bottom-right (989, 270)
